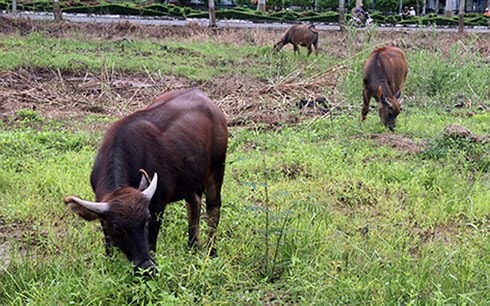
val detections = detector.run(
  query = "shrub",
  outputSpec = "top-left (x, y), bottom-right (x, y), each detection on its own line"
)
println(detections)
top-left (422, 126), bottom-right (489, 172)
top-left (299, 11), bottom-right (339, 23)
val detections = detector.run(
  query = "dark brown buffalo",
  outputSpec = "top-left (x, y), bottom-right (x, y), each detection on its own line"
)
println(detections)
top-left (362, 46), bottom-right (408, 131)
top-left (64, 88), bottom-right (228, 274)
top-left (273, 24), bottom-right (319, 56)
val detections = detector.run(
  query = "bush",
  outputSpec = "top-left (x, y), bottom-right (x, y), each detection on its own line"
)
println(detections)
top-left (299, 11), bottom-right (339, 23)
top-left (422, 126), bottom-right (489, 172)
top-left (269, 9), bottom-right (302, 21)
top-left (374, 0), bottom-right (400, 13)
top-left (317, 0), bottom-right (338, 11)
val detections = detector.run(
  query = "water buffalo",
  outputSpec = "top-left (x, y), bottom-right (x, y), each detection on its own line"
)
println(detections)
top-left (64, 88), bottom-right (228, 274)
top-left (273, 24), bottom-right (319, 56)
top-left (362, 46), bottom-right (408, 131)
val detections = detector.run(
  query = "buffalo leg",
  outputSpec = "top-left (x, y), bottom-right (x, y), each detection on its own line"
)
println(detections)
top-left (101, 220), bottom-right (114, 257)
top-left (148, 212), bottom-right (162, 253)
top-left (204, 171), bottom-right (224, 257)
top-left (362, 88), bottom-right (371, 121)
top-left (307, 45), bottom-right (313, 56)
top-left (293, 44), bottom-right (299, 55)
top-left (185, 193), bottom-right (202, 249)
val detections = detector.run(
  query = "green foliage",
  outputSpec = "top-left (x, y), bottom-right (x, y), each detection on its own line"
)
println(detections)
top-left (62, 3), bottom-right (184, 17)
top-left (317, 0), bottom-right (338, 11)
top-left (270, 9), bottom-right (303, 21)
top-left (299, 11), bottom-right (339, 22)
top-left (14, 109), bottom-right (43, 124)
top-left (373, 0), bottom-right (400, 13)
top-left (406, 46), bottom-right (489, 108)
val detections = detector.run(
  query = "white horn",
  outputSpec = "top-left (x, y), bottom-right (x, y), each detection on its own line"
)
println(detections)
top-left (141, 172), bottom-right (158, 200)
top-left (66, 196), bottom-right (110, 214)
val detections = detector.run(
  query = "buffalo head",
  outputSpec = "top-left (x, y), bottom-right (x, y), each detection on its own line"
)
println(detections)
top-left (65, 171), bottom-right (159, 275)
top-left (377, 86), bottom-right (402, 131)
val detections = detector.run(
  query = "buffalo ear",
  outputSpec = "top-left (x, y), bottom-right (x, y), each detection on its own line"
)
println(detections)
top-left (376, 86), bottom-right (383, 100)
top-left (383, 96), bottom-right (393, 108)
top-left (64, 196), bottom-right (109, 221)
top-left (141, 172), bottom-right (158, 201)
top-left (394, 89), bottom-right (401, 99)
top-left (138, 169), bottom-right (151, 191)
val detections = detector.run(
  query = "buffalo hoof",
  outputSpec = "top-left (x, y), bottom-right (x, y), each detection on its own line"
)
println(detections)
top-left (209, 247), bottom-right (218, 258)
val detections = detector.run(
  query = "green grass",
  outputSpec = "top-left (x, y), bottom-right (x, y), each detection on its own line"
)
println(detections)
top-left (0, 26), bottom-right (489, 305)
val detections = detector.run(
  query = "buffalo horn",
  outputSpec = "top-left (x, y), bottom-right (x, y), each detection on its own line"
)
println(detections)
top-left (383, 97), bottom-right (393, 108)
top-left (141, 172), bottom-right (158, 200)
top-left (65, 196), bottom-right (110, 214)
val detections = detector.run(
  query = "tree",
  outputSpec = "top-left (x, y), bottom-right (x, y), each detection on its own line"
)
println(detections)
top-left (458, 0), bottom-right (465, 33)
top-left (339, 0), bottom-right (345, 32)
top-left (11, 0), bottom-right (17, 15)
top-left (53, 0), bottom-right (62, 22)
top-left (257, 0), bottom-right (266, 12)
top-left (445, 0), bottom-right (453, 17)
top-left (208, 0), bottom-right (217, 27)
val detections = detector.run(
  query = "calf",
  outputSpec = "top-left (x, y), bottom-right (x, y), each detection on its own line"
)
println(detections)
top-left (64, 88), bottom-right (228, 274)
top-left (273, 24), bottom-right (319, 56)
top-left (362, 46), bottom-right (408, 131)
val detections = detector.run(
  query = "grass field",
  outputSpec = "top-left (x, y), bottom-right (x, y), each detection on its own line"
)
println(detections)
top-left (0, 17), bottom-right (489, 305)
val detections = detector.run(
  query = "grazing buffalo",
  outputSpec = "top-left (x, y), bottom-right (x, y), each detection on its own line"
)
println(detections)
top-left (273, 24), bottom-right (319, 56)
top-left (362, 46), bottom-right (408, 131)
top-left (64, 88), bottom-right (228, 274)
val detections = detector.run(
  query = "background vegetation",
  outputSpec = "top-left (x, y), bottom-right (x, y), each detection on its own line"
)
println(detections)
top-left (1, 0), bottom-right (489, 26)
top-left (0, 19), bottom-right (489, 305)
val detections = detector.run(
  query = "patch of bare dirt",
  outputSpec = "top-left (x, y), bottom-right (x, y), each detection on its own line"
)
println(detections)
top-left (369, 133), bottom-right (425, 154)
top-left (407, 218), bottom-right (489, 256)
top-left (0, 217), bottom-right (39, 269)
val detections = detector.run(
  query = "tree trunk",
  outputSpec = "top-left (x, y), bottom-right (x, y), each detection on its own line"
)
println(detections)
top-left (12, 0), bottom-right (17, 15)
top-left (257, 0), bottom-right (266, 13)
top-left (339, 0), bottom-right (345, 32)
top-left (53, 0), bottom-right (62, 22)
top-left (445, 0), bottom-right (453, 17)
top-left (208, 0), bottom-right (217, 27)
top-left (458, 0), bottom-right (465, 33)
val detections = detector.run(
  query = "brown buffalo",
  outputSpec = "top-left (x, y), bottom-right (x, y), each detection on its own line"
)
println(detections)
top-left (64, 88), bottom-right (228, 274)
top-left (273, 24), bottom-right (319, 56)
top-left (362, 46), bottom-right (408, 131)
